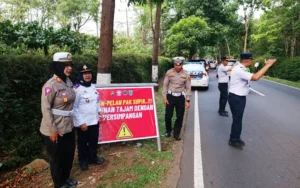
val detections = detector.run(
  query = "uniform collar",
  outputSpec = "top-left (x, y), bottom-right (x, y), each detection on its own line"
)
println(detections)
top-left (172, 68), bottom-right (184, 73)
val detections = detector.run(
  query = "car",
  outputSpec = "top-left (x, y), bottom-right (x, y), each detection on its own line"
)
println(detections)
top-left (183, 62), bottom-right (209, 90)
top-left (208, 60), bottom-right (216, 69)
top-left (226, 59), bottom-right (238, 77)
top-left (188, 59), bottom-right (210, 72)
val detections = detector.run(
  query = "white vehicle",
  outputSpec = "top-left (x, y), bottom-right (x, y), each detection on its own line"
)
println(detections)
top-left (183, 62), bottom-right (209, 90)
top-left (226, 59), bottom-right (237, 77)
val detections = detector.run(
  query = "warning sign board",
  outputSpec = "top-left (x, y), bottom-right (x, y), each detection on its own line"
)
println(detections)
top-left (97, 87), bottom-right (159, 144)
top-left (117, 123), bottom-right (133, 139)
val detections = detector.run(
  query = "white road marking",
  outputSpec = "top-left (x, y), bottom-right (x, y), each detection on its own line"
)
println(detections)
top-left (250, 88), bottom-right (265, 96)
top-left (262, 78), bottom-right (300, 91)
top-left (194, 90), bottom-right (204, 188)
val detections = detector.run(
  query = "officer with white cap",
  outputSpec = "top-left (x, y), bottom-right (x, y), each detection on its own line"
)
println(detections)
top-left (73, 64), bottom-right (105, 171)
top-left (40, 52), bottom-right (77, 188)
top-left (162, 57), bottom-right (191, 140)
top-left (228, 52), bottom-right (276, 150)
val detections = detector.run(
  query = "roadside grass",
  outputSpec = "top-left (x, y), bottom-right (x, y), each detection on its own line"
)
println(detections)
top-left (264, 76), bottom-right (300, 89)
top-left (95, 88), bottom-right (175, 188)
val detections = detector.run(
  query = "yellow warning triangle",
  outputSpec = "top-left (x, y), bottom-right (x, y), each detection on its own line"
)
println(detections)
top-left (117, 123), bottom-right (133, 139)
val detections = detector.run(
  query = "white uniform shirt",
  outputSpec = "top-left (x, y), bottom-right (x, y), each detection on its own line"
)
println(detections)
top-left (73, 84), bottom-right (101, 127)
top-left (229, 63), bottom-right (253, 96)
top-left (218, 64), bottom-right (229, 83)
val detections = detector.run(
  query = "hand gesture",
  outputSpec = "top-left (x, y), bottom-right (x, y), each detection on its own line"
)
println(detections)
top-left (50, 131), bottom-right (63, 143)
top-left (163, 99), bottom-right (169, 107)
top-left (99, 112), bottom-right (104, 119)
top-left (185, 101), bottom-right (190, 109)
top-left (80, 123), bottom-right (88, 131)
top-left (264, 59), bottom-right (276, 66)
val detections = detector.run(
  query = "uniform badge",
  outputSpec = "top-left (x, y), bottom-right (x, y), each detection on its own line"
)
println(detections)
top-left (74, 83), bottom-right (80, 89)
top-left (169, 73), bottom-right (175, 77)
top-left (56, 77), bottom-right (62, 83)
top-left (63, 97), bottom-right (68, 103)
top-left (181, 74), bottom-right (187, 79)
top-left (62, 92), bottom-right (66, 96)
top-left (45, 87), bottom-right (52, 96)
top-left (86, 98), bottom-right (90, 103)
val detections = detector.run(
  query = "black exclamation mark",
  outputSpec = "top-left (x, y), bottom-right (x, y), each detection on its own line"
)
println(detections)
top-left (123, 127), bottom-right (126, 136)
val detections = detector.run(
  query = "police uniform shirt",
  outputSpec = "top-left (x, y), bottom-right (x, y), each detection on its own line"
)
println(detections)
top-left (162, 68), bottom-right (192, 100)
top-left (229, 63), bottom-right (253, 96)
top-left (40, 75), bottom-right (76, 136)
top-left (218, 64), bottom-right (229, 83)
top-left (73, 84), bottom-right (101, 127)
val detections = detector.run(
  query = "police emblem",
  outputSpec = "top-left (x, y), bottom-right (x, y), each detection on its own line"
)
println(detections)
top-left (117, 90), bottom-right (122, 96)
top-left (111, 91), bottom-right (115, 96)
top-left (129, 90), bottom-right (133, 96)
top-left (123, 90), bottom-right (128, 95)
top-left (83, 65), bottom-right (87, 70)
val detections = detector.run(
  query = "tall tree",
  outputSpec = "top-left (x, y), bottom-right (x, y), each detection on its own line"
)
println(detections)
top-left (237, 0), bottom-right (263, 52)
top-left (97, 0), bottom-right (115, 84)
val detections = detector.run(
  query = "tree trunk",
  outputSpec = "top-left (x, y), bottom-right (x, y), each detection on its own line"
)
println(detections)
top-left (151, 1), bottom-right (161, 84)
top-left (225, 38), bottom-right (231, 56)
top-left (291, 37), bottom-right (296, 58)
top-left (284, 39), bottom-right (289, 57)
top-left (244, 21), bottom-right (248, 52)
top-left (97, 0), bottom-right (115, 84)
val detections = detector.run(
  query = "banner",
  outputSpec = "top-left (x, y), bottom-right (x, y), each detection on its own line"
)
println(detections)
top-left (97, 87), bottom-right (159, 143)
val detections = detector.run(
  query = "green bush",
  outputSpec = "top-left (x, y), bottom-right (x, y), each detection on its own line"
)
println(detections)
top-left (0, 53), bottom-right (171, 171)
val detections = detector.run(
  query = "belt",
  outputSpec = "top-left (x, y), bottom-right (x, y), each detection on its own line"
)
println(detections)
top-left (51, 109), bottom-right (73, 116)
top-left (168, 90), bottom-right (184, 97)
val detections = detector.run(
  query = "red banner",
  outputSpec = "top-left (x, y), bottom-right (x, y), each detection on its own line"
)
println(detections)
top-left (97, 87), bottom-right (159, 143)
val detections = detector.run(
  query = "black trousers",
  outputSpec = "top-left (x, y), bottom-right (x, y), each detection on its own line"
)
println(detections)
top-left (76, 123), bottom-right (99, 164)
top-left (218, 83), bottom-right (228, 112)
top-left (165, 94), bottom-right (185, 138)
top-left (43, 130), bottom-right (75, 188)
top-left (228, 93), bottom-right (246, 142)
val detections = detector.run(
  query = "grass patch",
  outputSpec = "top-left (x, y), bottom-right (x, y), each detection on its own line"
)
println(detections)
top-left (264, 76), bottom-right (300, 89)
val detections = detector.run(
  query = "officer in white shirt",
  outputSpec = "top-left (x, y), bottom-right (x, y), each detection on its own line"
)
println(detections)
top-left (228, 52), bottom-right (276, 150)
top-left (217, 56), bottom-right (233, 117)
top-left (73, 64), bottom-right (104, 171)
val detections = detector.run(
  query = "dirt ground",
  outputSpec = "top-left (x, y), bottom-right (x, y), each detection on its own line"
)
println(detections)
top-left (0, 138), bottom-right (184, 188)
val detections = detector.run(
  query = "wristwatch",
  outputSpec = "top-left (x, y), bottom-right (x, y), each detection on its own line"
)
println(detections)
top-left (186, 100), bottom-right (190, 103)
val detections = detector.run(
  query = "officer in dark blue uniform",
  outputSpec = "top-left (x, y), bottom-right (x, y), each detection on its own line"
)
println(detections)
top-left (228, 52), bottom-right (276, 150)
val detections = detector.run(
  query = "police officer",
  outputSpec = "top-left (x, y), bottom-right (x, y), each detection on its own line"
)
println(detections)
top-left (228, 52), bottom-right (276, 150)
top-left (162, 58), bottom-right (192, 140)
top-left (217, 56), bottom-right (233, 117)
top-left (40, 52), bottom-right (77, 188)
top-left (73, 64), bottom-right (104, 171)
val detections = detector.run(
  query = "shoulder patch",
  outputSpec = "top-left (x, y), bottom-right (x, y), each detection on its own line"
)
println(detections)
top-left (45, 87), bottom-right (52, 96)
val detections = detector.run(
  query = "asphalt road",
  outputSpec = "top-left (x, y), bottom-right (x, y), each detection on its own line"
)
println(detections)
top-left (177, 71), bottom-right (300, 188)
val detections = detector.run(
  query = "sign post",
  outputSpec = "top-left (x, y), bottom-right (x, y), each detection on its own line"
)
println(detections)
top-left (95, 83), bottom-right (161, 151)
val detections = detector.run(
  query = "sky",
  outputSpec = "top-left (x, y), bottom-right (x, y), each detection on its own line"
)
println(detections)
top-left (80, 2), bottom-right (264, 37)
top-left (80, 0), bottom-right (136, 37)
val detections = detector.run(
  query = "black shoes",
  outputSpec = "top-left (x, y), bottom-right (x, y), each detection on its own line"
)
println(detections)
top-left (165, 132), bottom-right (171, 137)
top-left (80, 162), bottom-right (88, 171)
top-left (66, 179), bottom-right (78, 186)
top-left (228, 141), bottom-right (243, 150)
top-left (60, 184), bottom-right (74, 188)
top-left (89, 157), bottom-right (105, 165)
top-left (219, 112), bottom-right (229, 117)
top-left (238, 139), bottom-right (245, 146)
top-left (173, 136), bottom-right (181, 141)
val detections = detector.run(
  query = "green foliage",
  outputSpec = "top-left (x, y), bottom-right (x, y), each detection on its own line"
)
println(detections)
top-left (0, 53), bottom-right (171, 171)
top-left (266, 57), bottom-right (300, 82)
top-left (164, 16), bottom-right (210, 58)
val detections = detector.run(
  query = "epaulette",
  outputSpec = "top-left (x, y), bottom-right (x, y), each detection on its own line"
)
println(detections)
top-left (73, 83), bottom-right (80, 89)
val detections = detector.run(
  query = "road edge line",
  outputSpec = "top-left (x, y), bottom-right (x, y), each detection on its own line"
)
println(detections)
top-left (250, 88), bottom-right (265, 96)
top-left (262, 78), bottom-right (300, 91)
top-left (194, 90), bottom-right (204, 188)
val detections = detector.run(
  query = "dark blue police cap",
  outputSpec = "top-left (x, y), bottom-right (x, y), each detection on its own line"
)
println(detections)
top-left (78, 64), bottom-right (92, 73)
top-left (240, 52), bottom-right (253, 60)
top-left (221, 56), bottom-right (227, 61)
